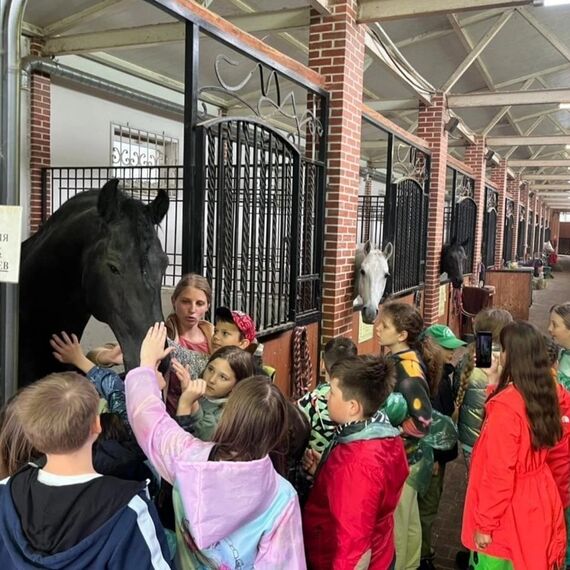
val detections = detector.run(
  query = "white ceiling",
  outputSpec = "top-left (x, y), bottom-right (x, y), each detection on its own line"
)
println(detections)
top-left (21, 0), bottom-right (570, 208)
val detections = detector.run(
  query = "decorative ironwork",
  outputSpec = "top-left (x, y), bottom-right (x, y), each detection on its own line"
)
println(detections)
top-left (505, 198), bottom-right (514, 218)
top-left (503, 215), bottom-right (514, 263)
top-left (485, 186), bottom-right (498, 212)
top-left (392, 142), bottom-right (428, 186)
top-left (519, 205), bottom-right (526, 223)
top-left (517, 207), bottom-right (526, 259)
top-left (388, 177), bottom-right (428, 295)
top-left (455, 173), bottom-right (474, 199)
top-left (199, 55), bottom-right (323, 153)
top-left (110, 123), bottom-right (179, 172)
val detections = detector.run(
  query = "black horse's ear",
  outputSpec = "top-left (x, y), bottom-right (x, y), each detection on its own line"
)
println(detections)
top-left (97, 179), bottom-right (122, 223)
top-left (460, 237), bottom-right (470, 248)
top-left (147, 189), bottom-right (169, 225)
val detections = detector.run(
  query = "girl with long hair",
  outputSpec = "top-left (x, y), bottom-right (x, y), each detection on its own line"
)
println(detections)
top-left (174, 345), bottom-right (255, 441)
top-left (126, 323), bottom-right (305, 569)
top-left (376, 302), bottom-right (438, 570)
top-left (461, 321), bottom-right (567, 570)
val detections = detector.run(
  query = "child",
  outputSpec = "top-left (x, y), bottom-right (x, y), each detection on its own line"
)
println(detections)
top-left (126, 323), bottom-right (306, 568)
top-left (0, 394), bottom-right (38, 479)
top-left (456, 309), bottom-right (513, 465)
top-left (303, 355), bottom-right (409, 569)
top-left (418, 324), bottom-right (466, 570)
top-left (376, 302), bottom-right (434, 570)
top-left (211, 306), bottom-right (257, 352)
top-left (297, 336), bottom-right (358, 454)
top-left (173, 345), bottom-right (255, 440)
top-left (549, 302), bottom-right (570, 390)
top-left (461, 321), bottom-right (567, 569)
top-left (0, 372), bottom-right (170, 568)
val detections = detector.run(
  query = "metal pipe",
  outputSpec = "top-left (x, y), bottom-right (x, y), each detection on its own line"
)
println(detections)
top-left (0, 0), bottom-right (28, 403)
top-left (23, 58), bottom-right (185, 118)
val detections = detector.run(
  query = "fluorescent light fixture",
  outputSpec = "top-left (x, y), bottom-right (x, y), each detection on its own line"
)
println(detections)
top-left (544, 0), bottom-right (570, 6)
top-left (560, 103), bottom-right (570, 109)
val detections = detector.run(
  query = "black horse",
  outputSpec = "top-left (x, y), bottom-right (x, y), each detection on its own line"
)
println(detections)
top-left (441, 237), bottom-right (469, 289)
top-left (18, 179), bottom-right (169, 387)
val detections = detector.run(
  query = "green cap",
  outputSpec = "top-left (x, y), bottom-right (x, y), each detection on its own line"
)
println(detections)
top-left (425, 324), bottom-right (466, 350)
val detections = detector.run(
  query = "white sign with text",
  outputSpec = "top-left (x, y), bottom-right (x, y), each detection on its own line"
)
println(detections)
top-left (0, 206), bottom-right (23, 284)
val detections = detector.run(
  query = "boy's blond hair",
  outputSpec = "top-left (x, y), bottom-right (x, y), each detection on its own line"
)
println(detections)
top-left (16, 372), bottom-right (99, 454)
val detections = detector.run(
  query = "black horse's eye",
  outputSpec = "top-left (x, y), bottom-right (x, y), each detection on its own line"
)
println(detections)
top-left (360, 269), bottom-right (366, 276)
top-left (108, 263), bottom-right (120, 275)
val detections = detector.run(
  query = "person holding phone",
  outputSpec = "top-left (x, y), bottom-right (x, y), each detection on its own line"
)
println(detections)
top-left (461, 321), bottom-right (567, 570)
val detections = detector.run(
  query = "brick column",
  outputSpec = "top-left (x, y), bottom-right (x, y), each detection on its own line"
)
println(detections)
top-left (308, 0), bottom-right (365, 339)
top-left (463, 136), bottom-right (486, 282)
top-left (491, 160), bottom-right (507, 267)
top-left (416, 94), bottom-right (449, 324)
top-left (510, 177), bottom-right (521, 261)
top-left (29, 40), bottom-right (51, 232)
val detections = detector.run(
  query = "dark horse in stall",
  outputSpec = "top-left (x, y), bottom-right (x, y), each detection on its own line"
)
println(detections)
top-left (441, 237), bottom-right (469, 289)
top-left (18, 179), bottom-right (169, 388)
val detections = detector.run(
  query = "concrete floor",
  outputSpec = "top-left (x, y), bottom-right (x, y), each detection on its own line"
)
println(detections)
top-left (432, 255), bottom-right (570, 570)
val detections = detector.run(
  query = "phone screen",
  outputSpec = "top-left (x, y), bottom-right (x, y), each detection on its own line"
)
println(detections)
top-left (475, 331), bottom-right (493, 369)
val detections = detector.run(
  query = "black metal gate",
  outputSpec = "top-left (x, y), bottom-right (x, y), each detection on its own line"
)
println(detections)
top-left (545, 227), bottom-right (551, 243)
top-left (503, 199), bottom-right (514, 263)
top-left (387, 177), bottom-right (428, 294)
top-left (195, 117), bottom-right (320, 333)
top-left (453, 197), bottom-right (477, 274)
top-left (482, 186), bottom-right (498, 268)
top-left (517, 205), bottom-right (526, 259)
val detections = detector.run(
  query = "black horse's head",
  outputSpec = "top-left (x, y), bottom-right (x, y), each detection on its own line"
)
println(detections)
top-left (83, 179), bottom-right (169, 372)
top-left (441, 237), bottom-right (469, 289)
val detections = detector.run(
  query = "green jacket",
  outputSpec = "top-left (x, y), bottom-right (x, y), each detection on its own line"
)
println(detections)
top-left (457, 367), bottom-right (490, 451)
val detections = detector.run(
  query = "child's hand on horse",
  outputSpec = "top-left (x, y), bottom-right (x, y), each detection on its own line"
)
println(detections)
top-left (140, 322), bottom-right (174, 370)
top-left (177, 378), bottom-right (207, 416)
top-left (302, 449), bottom-right (322, 476)
top-left (172, 358), bottom-right (192, 386)
top-left (50, 332), bottom-right (93, 374)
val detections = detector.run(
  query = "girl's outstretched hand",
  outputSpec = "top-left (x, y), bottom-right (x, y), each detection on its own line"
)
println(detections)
top-left (50, 332), bottom-right (93, 374)
top-left (140, 322), bottom-right (174, 369)
top-left (172, 358), bottom-right (192, 386)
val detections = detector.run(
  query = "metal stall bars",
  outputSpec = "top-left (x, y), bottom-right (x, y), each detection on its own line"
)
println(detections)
top-left (517, 205), bottom-right (526, 260)
top-left (360, 113), bottom-right (431, 299)
top-left (503, 198), bottom-right (514, 264)
top-left (482, 185), bottom-right (498, 269)
top-left (445, 167), bottom-right (477, 276)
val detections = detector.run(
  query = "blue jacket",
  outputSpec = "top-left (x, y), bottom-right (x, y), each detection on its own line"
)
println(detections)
top-left (0, 465), bottom-right (171, 569)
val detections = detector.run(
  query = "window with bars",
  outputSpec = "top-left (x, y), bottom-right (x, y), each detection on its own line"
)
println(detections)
top-left (110, 123), bottom-right (179, 178)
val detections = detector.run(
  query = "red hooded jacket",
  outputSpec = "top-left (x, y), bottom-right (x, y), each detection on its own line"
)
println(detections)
top-left (461, 384), bottom-right (567, 569)
top-left (303, 433), bottom-right (408, 570)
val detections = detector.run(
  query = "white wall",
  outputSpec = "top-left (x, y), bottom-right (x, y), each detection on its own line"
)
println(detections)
top-left (51, 83), bottom-right (184, 166)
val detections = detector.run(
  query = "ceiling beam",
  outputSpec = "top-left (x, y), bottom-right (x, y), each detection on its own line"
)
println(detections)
top-left (534, 186), bottom-right (570, 191)
top-left (43, 0), bottom-right (123, 36)
top-left (357, 0), bottom-right (533, 23)
top-left (43, 8), bottom-right (311, 55)
top-left (442, 11), bottom-right (513, 93)
top-left (509, 160), bottom-right (570, 167)
top-left (366, 99), bottom-right (419, 111)
top-left (525, 174), bottom-right (570, 181)
top-left (489, 135), bottom-right (570, 146)
top-left (494, 63), bottom-right (570, 90)
top-left (449, 88), bottom-right (570, 108)
top-left (308, 0), bottom-right (331, 15)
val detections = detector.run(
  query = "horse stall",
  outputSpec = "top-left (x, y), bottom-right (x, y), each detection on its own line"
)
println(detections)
top-left (354, 112), bottom-right (431, 353)
top-left (14, 0), bottom-right (330, 398)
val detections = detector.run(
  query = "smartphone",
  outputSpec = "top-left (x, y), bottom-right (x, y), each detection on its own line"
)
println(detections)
top-left (475, 331), bottom-right (493, 369)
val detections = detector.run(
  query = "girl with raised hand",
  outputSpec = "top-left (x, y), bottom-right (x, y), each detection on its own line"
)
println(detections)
top-left (126, 323), bottom-right (306, 569)
top-left (549, 302), bottom-right (570, 390)
top-left (173, 346), bottom-right (255, 441)
top-left (461, 321), bottom-right (567, 570)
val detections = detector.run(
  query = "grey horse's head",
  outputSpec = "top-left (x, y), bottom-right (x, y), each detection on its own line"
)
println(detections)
top-left (354, 240), bottom-right (393, 324)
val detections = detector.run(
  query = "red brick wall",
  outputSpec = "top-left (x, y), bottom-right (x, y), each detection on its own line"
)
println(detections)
top-left (491, 160), bottom-right (507, 267)
top-left (29, 40), bottom-right (50, 233)
top-left (416, 94), bottom-right (449, 324)
top-left (308, 0), bottom-right (365, 340)
top-left (463, 136), bottom-right (486, 281)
